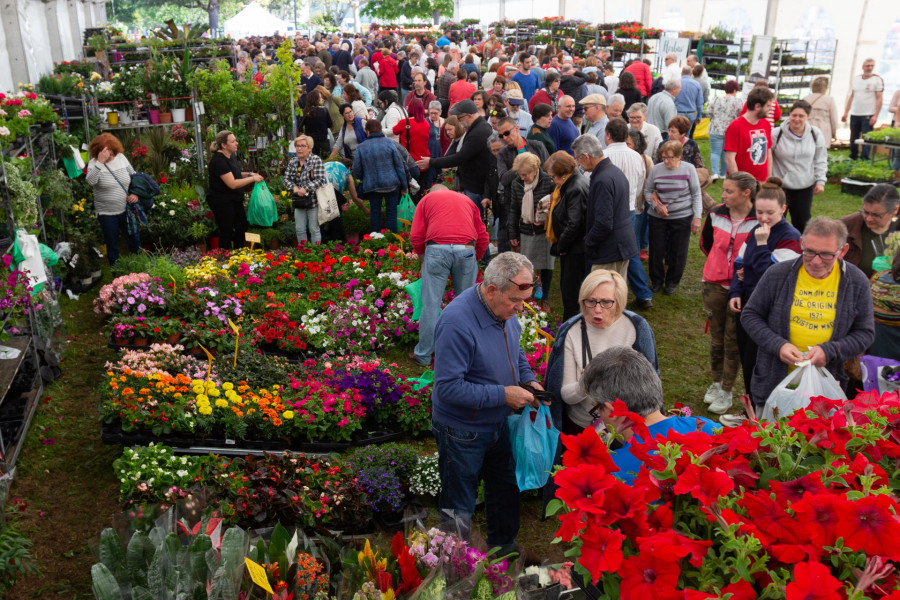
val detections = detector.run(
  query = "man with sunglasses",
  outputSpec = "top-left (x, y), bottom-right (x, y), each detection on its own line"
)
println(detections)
top-left (741, 217), bottom-right (874, 411)
top-left (431, 252), bottom-right (544, 555)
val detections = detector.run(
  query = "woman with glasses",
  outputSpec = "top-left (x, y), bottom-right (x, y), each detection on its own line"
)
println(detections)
top-left (330, 103), bottom-right (367, 161)
top-left (543, 269), bottom-right (658, 434)
top-left (527, 103), bottom-right (556, 156)
top-left (644, 139), bottom-right (702, 295)
top-left (283, 135), bottom-right (327, 245)
top-left (841, 184), bottom-right (900, 278)
top-left (725, 178), bottom-right (801, 424)
top-left (698, 171), bottom-right (759, 416)
top-left (508, 152), bottom-right (555, 312)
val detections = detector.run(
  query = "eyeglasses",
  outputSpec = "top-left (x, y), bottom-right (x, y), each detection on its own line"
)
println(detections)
top-left (627, 115), bottom-right (643, 121)
top-left (860, 208), bottom-right (889, 220)
top-left (660, 155), bottom-right (678, 161)
top-left (498, 129), bottom-right (513, 137)
top-left (582, 298), bottom-right (616, 309)
top-left (507, 278), bottom-right (539, 291)
top-left (801, 249), bottom-right (838, 261)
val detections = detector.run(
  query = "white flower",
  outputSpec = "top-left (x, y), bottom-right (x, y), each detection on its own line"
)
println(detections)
top-left (0, 126), bottom-right (9, 137)
top-left (169, 210), bottom-right (175, 216)
top-left (176, 469), bottom-right (188, 478)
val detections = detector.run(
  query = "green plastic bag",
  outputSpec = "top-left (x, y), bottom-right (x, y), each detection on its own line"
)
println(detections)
top-left (398, 193), bottom-right (415, 223)
top-left (408, 370), bottom-right (434, 392)
top-left (405, 278), bottom-right (423, 320)
top-left (248, 182), bottom-right (278, 227)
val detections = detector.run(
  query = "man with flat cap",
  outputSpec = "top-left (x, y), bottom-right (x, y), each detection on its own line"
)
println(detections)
top-left (580, 93), bottom-right (609, 147)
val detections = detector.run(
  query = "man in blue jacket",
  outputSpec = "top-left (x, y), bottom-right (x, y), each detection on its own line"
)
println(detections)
top-left (431, 252), bottom-right (544, 553)
top-left (571, 134), bottom-right (637, 279)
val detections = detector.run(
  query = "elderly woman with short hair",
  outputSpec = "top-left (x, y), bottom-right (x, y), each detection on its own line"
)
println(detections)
top-left (508, 152), bottom-right (556, 310)
top-left (803, 76), bottom-right (839, 143)
top-left (545, 151), bottom-right (589, 320)
top-left (544, 269), bottom-right (658, 434)
top-left (581, 346), bottom-right (716, 485)
top-left (283, 135), bottom-right (327, 244)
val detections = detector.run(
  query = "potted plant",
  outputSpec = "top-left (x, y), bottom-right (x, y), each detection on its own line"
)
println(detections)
top-left (842, 162), bottom-right (899, 196)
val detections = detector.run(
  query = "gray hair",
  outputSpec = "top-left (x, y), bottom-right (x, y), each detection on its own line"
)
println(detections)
top-left (609, 94), bottom-right (626, 108)
top-left (581, 347), bottom-right (663, 417)
top-left (448, 61), bottom-right (459, 70)
top-left (664, 79), bottom-right (681, 92)
top-left (626, 102), bottom-right (647, 115)
top-left (802, 217), bottom-right (849, 247)
top-left (862, 183), bottom-right (900, 212)
top-left (487, 132), bottom-right (501, 146)
top-left (681, 66), bottom-right (692, 76)
top-left (483, 252), bottom-right (534, 291)
top-left (428, 100), bottom-right (442, 112)
top-left (571, 134), bottom-right (604, 159)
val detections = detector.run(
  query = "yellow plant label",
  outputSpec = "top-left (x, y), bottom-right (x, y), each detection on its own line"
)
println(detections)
top-left (244, 558), bottom-right (274, 594)
top-left (245, 233), bottom-right (261, 244)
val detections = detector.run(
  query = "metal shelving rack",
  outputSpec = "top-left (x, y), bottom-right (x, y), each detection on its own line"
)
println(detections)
top-left (701, 38), bottom-right (750, 91)
top-left (769, 38), bottom-right (837, 111)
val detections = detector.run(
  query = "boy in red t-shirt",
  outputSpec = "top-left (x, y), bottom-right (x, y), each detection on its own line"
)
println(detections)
top-left (724, 87), bottom-right (775, 182)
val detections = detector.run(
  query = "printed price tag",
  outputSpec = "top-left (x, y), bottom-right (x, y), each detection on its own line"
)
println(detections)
top-left (244, 558), bottom-right (274, 594)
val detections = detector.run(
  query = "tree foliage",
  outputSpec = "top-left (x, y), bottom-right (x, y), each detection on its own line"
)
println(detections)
top-left (111, 0), bottom-right (244, 33)
top-left (361, 0), bottom-right (453, 25)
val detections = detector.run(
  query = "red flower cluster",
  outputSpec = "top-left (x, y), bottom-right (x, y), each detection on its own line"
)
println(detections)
top-left (552, 390), bottom-right (900, 598)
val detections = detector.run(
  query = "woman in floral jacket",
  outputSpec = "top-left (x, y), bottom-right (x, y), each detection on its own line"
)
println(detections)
top-left (283, 135), bottom-right (327, 245)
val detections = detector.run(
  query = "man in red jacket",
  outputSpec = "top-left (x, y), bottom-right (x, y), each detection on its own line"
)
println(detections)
top-left (376, 48), bottom-right (399, 94)
top-left (409, 185), bottom-right (489, 365)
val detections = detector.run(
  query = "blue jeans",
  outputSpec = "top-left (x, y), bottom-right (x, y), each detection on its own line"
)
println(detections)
top-left (294, 208), bottom-right (321, 244)
top-left (633, 205), bottom-right (650, 250)
top-left (98, 211), bottom-right (140, 266)
top-left (414, 245), bottom-right (478, 363)
top-left (367, 189), bottom-right (399, 233)
top-left (709, 134), bottom-right (726, 177)
top-left (849, 114), bottom-right (874, 160)
top-left (432, 419), bottom-right (520, 548)
top-left (627, 212), bottom-right (653, 301)
top-left (461, 189), bottom-right (485, 219)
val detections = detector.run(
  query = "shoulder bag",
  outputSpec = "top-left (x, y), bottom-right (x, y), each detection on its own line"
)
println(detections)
top-left (316, 182), bottom-right (340, 225)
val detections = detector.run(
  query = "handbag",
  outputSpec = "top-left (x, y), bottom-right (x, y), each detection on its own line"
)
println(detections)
top-left (316, 183), bottom-right (340, 225)
top-left (508, 403), bottom-right (559, 490)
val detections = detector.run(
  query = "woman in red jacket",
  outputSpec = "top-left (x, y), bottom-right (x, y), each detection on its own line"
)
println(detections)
top-left (699, 171), bottom-right (758, 416)
top-left (392, 98), bottom-right (431, 162)
top-left (624, 59), bottom-right (652, 99)
top-left (376, 48), bottom-right (399, 95)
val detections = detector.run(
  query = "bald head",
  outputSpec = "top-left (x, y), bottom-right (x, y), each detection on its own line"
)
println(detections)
top-left (558, 95), bottom-right (576, 119)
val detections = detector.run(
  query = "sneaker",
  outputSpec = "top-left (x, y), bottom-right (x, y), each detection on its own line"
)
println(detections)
top-left (708, 389), bottom-right (734, 415)
top-left (710, 174), bottom-right (720, 182)
top-left (704, 382), bottom-right (722, 405)
top-left (534, 284), bottom-right (543, 300)
top-left (719, 413), bottom-right (748, 427)
top-left (640, 249), bottom-right (649, 261)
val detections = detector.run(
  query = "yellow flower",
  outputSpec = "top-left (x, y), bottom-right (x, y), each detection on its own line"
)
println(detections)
top-left (191, 379), bottom-right (203, 387)
top-left (223, 382), bottom-right (234, 391)
top-left (192, 385), bottom-right (204, 395)
top-left (283, 410), bottom-right (294, 420)
top-left (196, 394), bottom-right (208, 403)
top-left (209, 388), bottom-right (220, 397)
top-left (215, 399), bottom-right (228, 408)
top-left (199, 405), bottom-right (212, 415)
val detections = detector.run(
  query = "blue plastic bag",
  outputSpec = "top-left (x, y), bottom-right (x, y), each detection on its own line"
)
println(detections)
top-left (508, 403), bottom-right (559, 491)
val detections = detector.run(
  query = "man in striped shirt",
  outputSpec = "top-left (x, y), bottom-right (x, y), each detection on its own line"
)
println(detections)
top-left (604, 118), bottom-right (653, 309)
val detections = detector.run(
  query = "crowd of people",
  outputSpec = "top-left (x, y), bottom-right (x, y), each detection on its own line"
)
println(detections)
top-left (172, 29), bottom-right (900, 557)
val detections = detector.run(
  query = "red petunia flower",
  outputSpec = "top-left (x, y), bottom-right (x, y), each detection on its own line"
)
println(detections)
top-left (784, 561), bottom-right (842, 600)
top-left (834, 494), bottom-right (900, 560)
top-left (672, 463), bottom-right (734, 505)
top-left (618, 552), bottom-right (681, 600)
top-left (770, 472), bottom-right (828, 505)
top-left (560, 426), bottom-right (618, 471)
top-left (605, 399), bottom-right (651, 441)
top-left (578, 521), bottom-right (625, 582)
top-left (554, 462), bottom-right (614, 515)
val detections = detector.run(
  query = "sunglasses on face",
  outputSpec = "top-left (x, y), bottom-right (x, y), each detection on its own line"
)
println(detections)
top-left (507, 278), bottom-right (539, 291)
top-left (498, 129), bottom-right (514, 137)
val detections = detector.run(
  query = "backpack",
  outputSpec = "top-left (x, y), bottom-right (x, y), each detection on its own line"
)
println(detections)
top-left (772, 126), bottom-right (819, 156)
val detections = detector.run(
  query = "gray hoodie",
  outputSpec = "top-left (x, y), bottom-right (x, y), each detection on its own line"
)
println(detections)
top-left (771, 121), bottom-right (827, 190)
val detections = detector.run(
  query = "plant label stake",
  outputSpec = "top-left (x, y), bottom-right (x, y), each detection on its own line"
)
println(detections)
top-left (244, 557), bottom-right (274, 594)
top-left (169, 274), bottom-right (176, 296)
top-left (228, 317), bottom-right (240, 367)
top-left (523, 302), bottom-right (554, 364)
top-left (245, 232), bottom-right (261, 251)
top-left (391, 231), bottom-right (406, 266)
top-left (198, 344), bottom-right (214, 381)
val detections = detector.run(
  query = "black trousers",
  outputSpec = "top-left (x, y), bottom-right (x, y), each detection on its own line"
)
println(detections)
top-left (559, 253), bottom-right (586, 321)
top-left (648, 214), bottom-right (692, 288)
top-left (735, 299), bottom-right (759, 405)
top-left (785, 185), bottom-right (815, 235)
top-left (209, 196), bottom-right (247, 250)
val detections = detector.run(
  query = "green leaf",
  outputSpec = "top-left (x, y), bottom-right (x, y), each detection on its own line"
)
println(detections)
top-left (99, 529), bottom-right (125, 576)
top-left (92, 563), bottom-right (125, 600)
top-left (189, 534), bottom-right (213, 582)
top-left (126, 531), bottom-right (153, 588)
top-left (544, 499), bottom-right (563, 517)
top-left (132, 586), bottom-right (154, 600)
top-left (269, 522), bottom-right (291, 562)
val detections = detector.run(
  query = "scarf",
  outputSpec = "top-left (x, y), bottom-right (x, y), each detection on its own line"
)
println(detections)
top-left (341, 116), bottom-right (367, 158)
top-left (520, 176), bottom-right (539, 225)
top-left (545, 174), bottom-right (571, 244)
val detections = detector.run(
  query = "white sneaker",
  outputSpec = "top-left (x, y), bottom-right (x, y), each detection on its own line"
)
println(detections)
top-left (719, 413), bottom-right (747, 427)
top-left (708, 389), bottom-right (734, 415)
top-left (710, 174), bottom-right (720, 182)
top-left (704, 382), bottom-right (723, 405)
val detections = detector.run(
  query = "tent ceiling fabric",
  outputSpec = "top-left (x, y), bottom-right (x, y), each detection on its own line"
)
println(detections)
top-left (223, 1), bottom-right (290, 38)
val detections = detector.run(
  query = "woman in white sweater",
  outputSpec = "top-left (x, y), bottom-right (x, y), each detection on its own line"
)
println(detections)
top-left (85, 133), bottom-right (140, 265)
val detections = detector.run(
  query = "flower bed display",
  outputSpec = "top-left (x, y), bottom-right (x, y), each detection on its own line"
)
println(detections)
top-left (100, 348), bottom-right (432, 449)
top-left (547, 390), bottom-right (900, 598)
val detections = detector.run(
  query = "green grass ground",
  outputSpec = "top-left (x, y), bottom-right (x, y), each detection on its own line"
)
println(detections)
top-left (5, 141), bottom-right (865, 597)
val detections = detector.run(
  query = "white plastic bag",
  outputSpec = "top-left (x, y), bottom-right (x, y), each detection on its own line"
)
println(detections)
top-left (761, 361), bottom-right (847, 420)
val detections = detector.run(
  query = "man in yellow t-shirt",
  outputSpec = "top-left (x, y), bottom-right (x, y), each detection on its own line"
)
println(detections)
top-left (741, 217), bottom-right (876, 410)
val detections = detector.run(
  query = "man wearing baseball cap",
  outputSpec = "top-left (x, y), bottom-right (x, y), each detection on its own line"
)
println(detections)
top-left (504, 89), bottom-right (534, 137)
top-left (416, 100), bottom-right (493, 216)
top-left (580, 93), bottom-right (609, 148)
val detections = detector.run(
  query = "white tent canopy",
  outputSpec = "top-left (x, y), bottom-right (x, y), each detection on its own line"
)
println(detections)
top-left (223, 1), bottom-right (289, 38)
